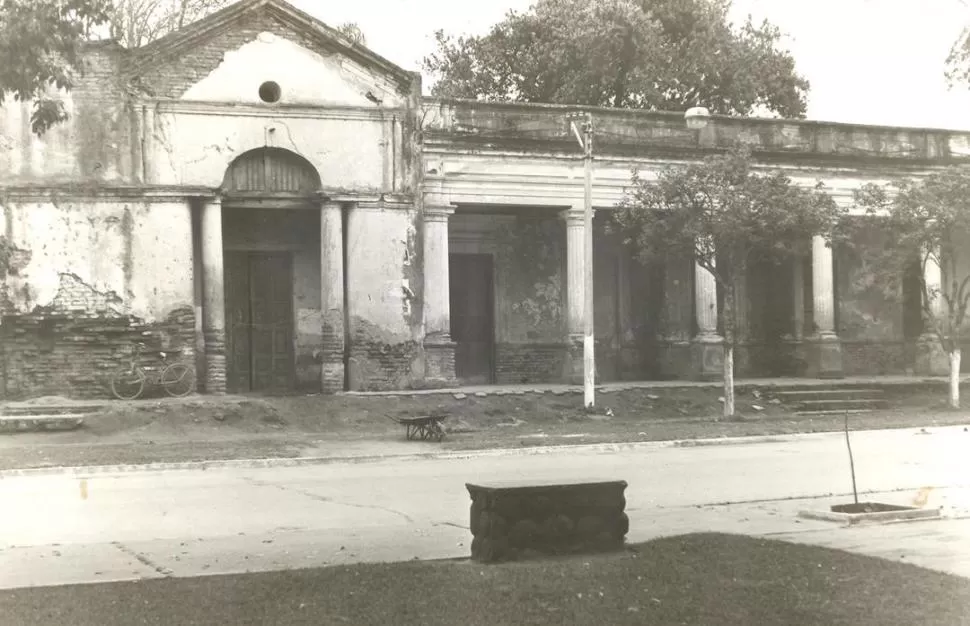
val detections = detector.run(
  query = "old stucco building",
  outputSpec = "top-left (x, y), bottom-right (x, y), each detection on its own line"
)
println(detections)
top-left (1, 0), bottom-right (969, 399)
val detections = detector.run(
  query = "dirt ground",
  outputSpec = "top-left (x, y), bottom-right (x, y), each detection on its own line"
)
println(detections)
top-left (1, 384), bottom-right (968, 469)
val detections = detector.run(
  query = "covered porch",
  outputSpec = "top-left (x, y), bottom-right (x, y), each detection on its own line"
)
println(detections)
top-left (422, 204), bottom-right (876, 387)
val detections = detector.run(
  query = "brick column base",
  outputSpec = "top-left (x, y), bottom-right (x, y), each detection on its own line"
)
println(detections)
top-left (320, 321), bottom-right (345, 393)
top-left (424, 336), bottom-right (456, 385)
top-left (204, 331), bottom-right (227, 395)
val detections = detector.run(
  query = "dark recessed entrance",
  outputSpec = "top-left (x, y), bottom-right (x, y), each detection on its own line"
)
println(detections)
top-left (450, 253), bottom-right (495, 384)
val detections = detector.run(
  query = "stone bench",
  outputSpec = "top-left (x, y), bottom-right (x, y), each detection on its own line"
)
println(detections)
top-left (466, 479), bottom-right (628, 563)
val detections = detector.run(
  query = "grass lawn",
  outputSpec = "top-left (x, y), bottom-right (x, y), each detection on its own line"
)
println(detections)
top-left (3, 533), bottom-right (969, 625)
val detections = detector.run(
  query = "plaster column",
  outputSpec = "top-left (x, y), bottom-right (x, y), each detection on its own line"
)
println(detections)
top-left (692, 256), bottom-right (724, 379)
top-left (809, 234), bottom-right (843, 378)
top-left (917, 247), bottom-right (948, 375)
top-left (320, 201), bottom-right (345, 392)
top-left (201, 197), bottom-right (227, 395)
top-left (561, 208), bottom-right (585, 382)
top-left (423, 206), bottom-right (456, 384)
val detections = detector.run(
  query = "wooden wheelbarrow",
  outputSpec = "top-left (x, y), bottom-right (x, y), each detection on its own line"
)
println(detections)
top-left (386, 413), bottom-right (448, 442)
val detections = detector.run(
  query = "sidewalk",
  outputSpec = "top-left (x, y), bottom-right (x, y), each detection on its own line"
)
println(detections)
top-left (3, 485), bottom-right (968, 590)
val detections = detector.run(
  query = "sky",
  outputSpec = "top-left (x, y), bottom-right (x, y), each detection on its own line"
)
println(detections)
top-left (289, 0), bottom-right (970, 130)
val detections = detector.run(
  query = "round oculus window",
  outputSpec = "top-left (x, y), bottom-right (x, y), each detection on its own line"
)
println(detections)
top-left (259, 81), bottom-right (281, 103)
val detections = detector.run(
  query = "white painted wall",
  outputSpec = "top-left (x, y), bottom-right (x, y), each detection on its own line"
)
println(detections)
top-left (181, 31), bottom-right (405, 108)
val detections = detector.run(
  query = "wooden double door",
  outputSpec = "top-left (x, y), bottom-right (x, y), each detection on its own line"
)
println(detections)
top-left (225, 251), bottom-right (295, 393)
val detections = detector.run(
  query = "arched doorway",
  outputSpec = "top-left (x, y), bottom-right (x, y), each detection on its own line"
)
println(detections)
top-left (220, 148), bottom-right (323, 393)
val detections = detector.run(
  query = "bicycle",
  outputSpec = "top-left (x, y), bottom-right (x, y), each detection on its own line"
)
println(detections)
top-left (110, 342), bottom-right (196, 401)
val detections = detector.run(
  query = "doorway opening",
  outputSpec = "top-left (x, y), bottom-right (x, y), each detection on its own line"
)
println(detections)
top-left (218, 147), bottom-right (324, 393)
top-left (225, 251), bottom-right (295, 392)
top-left (450, 253), bottom-right (495, 384)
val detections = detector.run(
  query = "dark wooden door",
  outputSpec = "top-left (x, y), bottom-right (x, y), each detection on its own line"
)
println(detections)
top-left (450, 254), bottom-right (494, 384)
top-left (225, 252), bottom-right (294, 393)
top-left (225, 251), bottom-right (252, 393)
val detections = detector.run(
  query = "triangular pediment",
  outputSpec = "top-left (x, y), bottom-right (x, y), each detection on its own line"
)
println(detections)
top-left (127, 0), bottom-right (417, 105)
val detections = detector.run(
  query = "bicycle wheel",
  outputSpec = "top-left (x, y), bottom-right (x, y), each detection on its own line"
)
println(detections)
top-left (111, 366), bottom-right (146, 400)
top-left (161, 363), bottom-right (195, 397)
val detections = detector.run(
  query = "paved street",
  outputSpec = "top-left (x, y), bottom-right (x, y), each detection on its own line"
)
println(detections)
top-left (2, 425), bottom-right (970, 590)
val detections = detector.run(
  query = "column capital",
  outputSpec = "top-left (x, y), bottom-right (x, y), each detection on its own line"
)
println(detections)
top-left (199, 192), bottom-right (222, 206)
top-left (319, 199), bottom-right (345, 211)
top-left (559, 208), bottom-right (585, 226)
top-left (424, 206), bottom-right (455, 223)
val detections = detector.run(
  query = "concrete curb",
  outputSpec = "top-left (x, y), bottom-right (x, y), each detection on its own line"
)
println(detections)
top-left (2, 424), bottom-right (967, 478)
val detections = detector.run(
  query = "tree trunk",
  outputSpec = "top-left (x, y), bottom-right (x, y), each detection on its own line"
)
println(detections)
top-left (949, 348), bottom-right (961, 409)
top-left (178, 0), bottom-right (190, 29)
top-left (723, 344), bottom-right (735, 419)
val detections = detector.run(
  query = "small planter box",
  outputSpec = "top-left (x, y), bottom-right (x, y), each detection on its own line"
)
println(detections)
top-left (466, 479), bottom-right (628, 563)
top-left (798, 502), bottom-right (942, 525)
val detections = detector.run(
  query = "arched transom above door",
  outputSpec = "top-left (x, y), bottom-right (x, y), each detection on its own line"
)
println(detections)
top-left (222, 147), bottom-right (321, 196)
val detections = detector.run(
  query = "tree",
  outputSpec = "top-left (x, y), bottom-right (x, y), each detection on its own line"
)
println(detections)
top-left (423, 0), bottom-right (809, 118)
top-left (852, 169), bottom-right (970, 409)
top-left (0, 0), bottom-right (111, 135)
top-left (614, 147), bottom-right (843, 419)
top-left (947, 15), bottom-right (970, 86)
top-left (108, 0), bottom-right (228, 48)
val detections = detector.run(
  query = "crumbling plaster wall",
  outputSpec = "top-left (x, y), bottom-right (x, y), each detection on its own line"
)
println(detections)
top-left (0, 198), bottom-right (194, 398)
top-left (345, 205), bottom-right (421, 390)
top-left (149, 108), bottom-right (397, 192)
top-left (0, 44), bottom-right (132, 185)
top-left (0, 199), bottom-right (192, 320)
top-left (835, 227), bottom-right (908, 375)
top-left (141, 24), bottom-right (416, 194)
top-left (448, 212), bottom-right (647, 384)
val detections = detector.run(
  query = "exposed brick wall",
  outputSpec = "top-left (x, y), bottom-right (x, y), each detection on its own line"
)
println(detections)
top-left (72, 43), bottom-right (132, 182)
top-left (1, 306), bottom-right (196, 400)
top-left (347, 336), bottom-right (417, 391)
top-left (495, 343), bottom-right (566, 384)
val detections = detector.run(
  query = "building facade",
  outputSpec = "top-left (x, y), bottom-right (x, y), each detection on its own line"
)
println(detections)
top-left (1, 0), bottom-right (968, 399)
